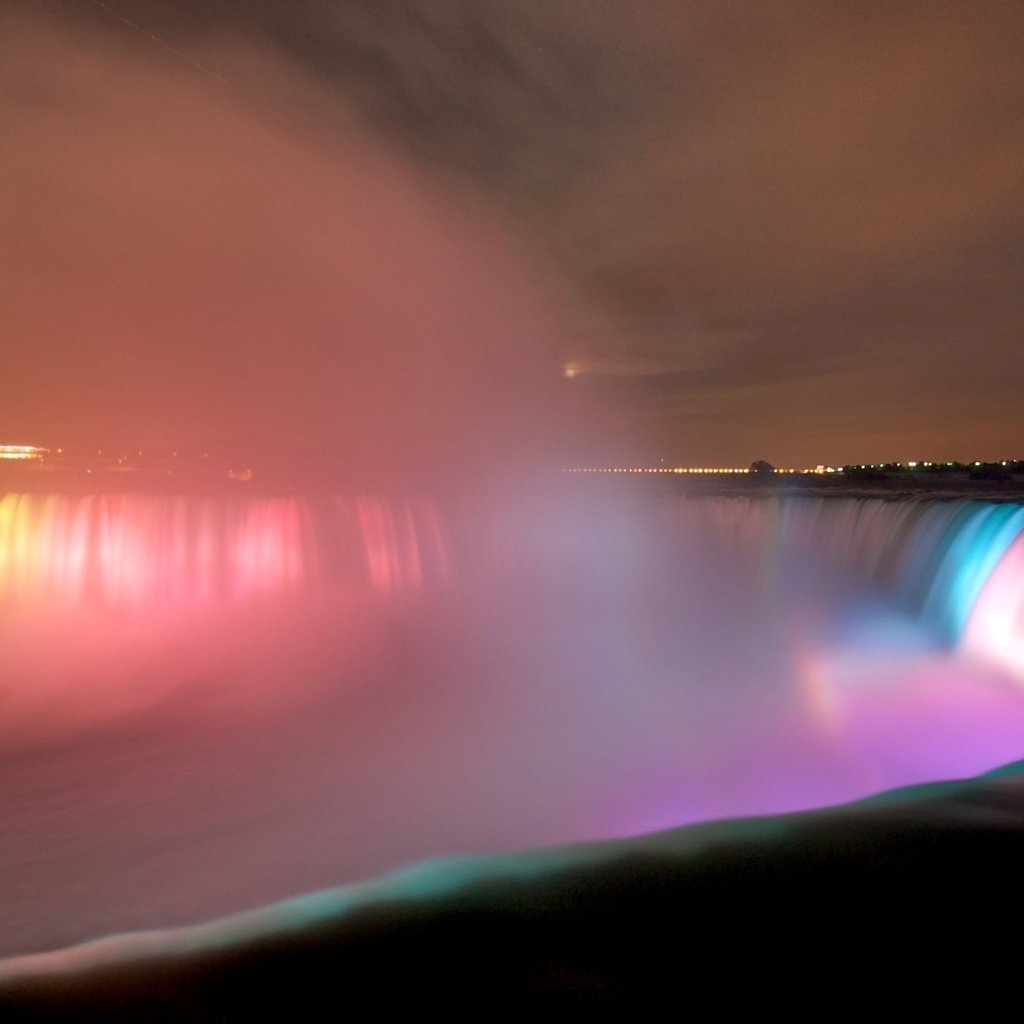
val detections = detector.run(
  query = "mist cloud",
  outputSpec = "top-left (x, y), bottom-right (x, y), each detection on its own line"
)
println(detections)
top-left (4, 1), bottom-right (1023, 464)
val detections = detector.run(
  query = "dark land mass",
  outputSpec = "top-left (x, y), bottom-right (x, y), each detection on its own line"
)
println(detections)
top-left (1, 761), bottom-right (1021, 1018)
top-left (568, 468), bottom-right (1024, 503)
top-left (6, 456), bottom-right (1024, 502)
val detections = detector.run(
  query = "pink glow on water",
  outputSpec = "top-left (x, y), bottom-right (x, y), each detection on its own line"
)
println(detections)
top-left (594, 495), bottom-right (1024, 837)
top-left (357, 498), bottom-right (426, 592)
top-left (2, 491), bottom-right (1024, 958)
top-left (962, 529), bottom-right (1024, 681)
top-left (0, 493), bottom-right (449, 608)
top-left (231, 499), bottom-right (309, 599)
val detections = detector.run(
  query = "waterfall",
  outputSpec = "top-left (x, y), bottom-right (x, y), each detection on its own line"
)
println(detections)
top-left (669, 495), bottom-right (1024, 653)
top-left (0, 493), bottom-right (449, 606)
top-left (3, 488), bottom-right (1024, 962)
top-left (5, 492), bottom-right (1024, 652)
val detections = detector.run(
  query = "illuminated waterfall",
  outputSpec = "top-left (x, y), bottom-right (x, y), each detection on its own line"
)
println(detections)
top-left (3, 489), bottom-right (1024, 963)
top-left (669, 495), bottom-right (1024, 655)
top-left (5, 491), bottom-right (1024, 647)
top-left (0, 493), bottom-right (449, 606)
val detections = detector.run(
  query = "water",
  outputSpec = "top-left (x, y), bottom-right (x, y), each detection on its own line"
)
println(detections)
top-left (669, 495), bottom-right (1024, 646)
top-left (1, 489), bottom-right (1023, 958)
top-left (0, 493), bottom-right (449, 605)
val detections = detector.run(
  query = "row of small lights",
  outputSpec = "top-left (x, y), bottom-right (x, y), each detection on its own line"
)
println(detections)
top-left (0, 446), bottom-right (213, 461)
top-left (855, 461), bottom-right (1018, 469)
top-left (567, 461), bottom-right (1023, 475)
top-left (0, 446), bottom-right (241, 478)
top-left (564, 467), bottom-right (749, 475)
top-left (4, 446), bottom-right (1016, 475)
top-left (563, 467), bottom-right (810, 475)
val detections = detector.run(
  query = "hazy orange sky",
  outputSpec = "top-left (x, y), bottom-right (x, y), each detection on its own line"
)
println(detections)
top-left (2, 1), bottom-right (1022, 470)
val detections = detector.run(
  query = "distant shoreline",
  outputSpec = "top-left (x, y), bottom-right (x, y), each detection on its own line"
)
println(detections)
top-left (563, 472), bottom-right (1024, 503)
top-left (3, 463), bottom-right (1024, 502)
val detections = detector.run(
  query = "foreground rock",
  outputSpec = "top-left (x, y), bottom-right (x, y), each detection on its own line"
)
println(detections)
top-left (2, 760), bottom-right (1021, 1017)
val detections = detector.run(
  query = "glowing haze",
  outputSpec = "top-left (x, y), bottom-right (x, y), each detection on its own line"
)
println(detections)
top-left (0, 5), bottom-right (589, 486)
top-left (3, 0), bottom-right (1024, 969)
top-left (3, 488), bottom-right (1024, 959)
top-left (3, 1), bottom-right (1023, 466)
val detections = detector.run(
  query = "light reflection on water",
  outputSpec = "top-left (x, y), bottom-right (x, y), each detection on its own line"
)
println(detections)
top-left (0, 493), bottom-right (449, 605)
top-left (1, 491), bottom-right (1023, 958)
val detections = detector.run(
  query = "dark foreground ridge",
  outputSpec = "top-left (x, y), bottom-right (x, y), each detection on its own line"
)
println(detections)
top-left (2, 761), bottom-right (1022, 1018)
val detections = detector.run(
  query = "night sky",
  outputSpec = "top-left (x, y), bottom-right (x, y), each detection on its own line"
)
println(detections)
top-left (2, 1), bottom-right (1022, 470)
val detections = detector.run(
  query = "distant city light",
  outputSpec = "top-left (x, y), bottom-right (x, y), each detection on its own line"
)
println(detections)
top-left (2, 442), bottom-right (1020, 483)
top-left (563, 466), bottom-right (752, 475)
top-left (0, 445), bottom-right (47, 460)
top-left (562, 461), bottom-right (1024, 477)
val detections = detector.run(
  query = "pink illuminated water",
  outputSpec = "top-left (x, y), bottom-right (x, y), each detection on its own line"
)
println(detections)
top-left (1, 490), bottom-right (1023, 958)
top-left (0, 493), bottom-right (448, 606)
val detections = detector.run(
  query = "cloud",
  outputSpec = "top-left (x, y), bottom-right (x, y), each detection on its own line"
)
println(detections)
top-left (0, 2), bottom-right (588, 482)
top-left (6, 1), bottom-right (1024, 463)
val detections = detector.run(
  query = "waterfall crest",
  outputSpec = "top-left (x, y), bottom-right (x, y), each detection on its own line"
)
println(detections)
top-left (669, 495), bottom-right (1024, 651)
top-left (0, 493), bottom-right (449, 606)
